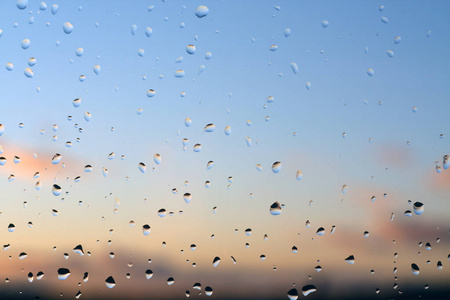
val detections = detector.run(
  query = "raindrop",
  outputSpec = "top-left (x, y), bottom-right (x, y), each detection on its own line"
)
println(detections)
top-left (84, 165), bottom-right (93, 172)
top-left (131, 24), bottom-right (137, 35)
top-left (437, 261), bottom-right (443, 270)
top-left (292, 246), bottom-right (298, 254)
top-left (269, 44), bottom-right (278, 51)
top-left (205, 52), bottom-right (212, 59)
top-left (305, 82), bottom-right (311, 90)
top-left (138, 49), bottom-right (145, 57)
top-left (52, 153), bottom-right (62, 164)
top-left (105, 276), bottom-right (116, 288)
top-left (270, 201), bottom-right (282, 215)
top-left (193, 144), bottom-right (202, 152)
top-left (342, 184), bottom-right (348, 194)
top-left (139, 162), bottom-right (146, 173)
top-left (394, 36), bottom-right (402, 44)
top-left (321, 20), bottom-right (329, 28)
top-left (212, 256), bottom-right (221, 267)
top-left (75, 48), bottom-right (84, 56)
top-left (386, 50), bottom-right (394, 58)
top-left (224, 125), bottom-right (231, 135)
top-left (205, 286), bottom-right (213, 296)
top-left (367, 68), bottom-right (374, 77)
top-left (413, 202), bottom-right (424, 215)
top-left (52, 184), bottom-right (62, 196)
top-left (256, 164), bottom-right (263, 172)
top-left (153, 153), bottom-right (161, 165)
top-left (363, 231), bottom-right (369, 238)
top-left (142, 224), bottom-right (151, 236)
top-left (146, 89), bottom-right (156, 97)
top-left (284, 28), bottom-right (292, 37)
top-left (24, 68), bottom-right (34, 78)
top-left (51, 4), bottom-right (58, 15)
top-left (28, 57), bottom-right (36, 66)
top-left (17, 0), bottom-right (28, 10)
top-left (57, 268), bottom-right (71, 280)
top-left (63, 22), bottom-right (74, 34)
top-left (73, 245), bottom-right (84, 256)
top-left (8, 224), bottom-right (15, 232)
top-left (145, 27), bottom-right (152, 37)
top-left (195, 5), bottom-right (209, 18)
top-left (36, 272), bottom-right (44, 280)
top-left (443, 155), bottom-right (449, 169)
top-left (290, 63), bottom-right (299, 74)
top-left (158, 209), bottom-right (166, 217)
top-left (272, 161), bottom-right (282, 173)
top-left (6, 63), bottom-right (14, 71)
top-left (186, 44), bottom-right (196, 55)
top-left (245, 137), bottom-right (252, 147)
top-left (345, 255), bottom-right (355, 264)
top-left (183, 193), bottom-right (192, 203)
top-left (174, 70), bottom-right (185, 78)
top-left (204, 123), bottom-right (215, 132)
top-left (381, 16), bottom-right (389, 23)
top-left (93, 65), bottom-right (101, 75)
top-left (287, 288), bottom-right (298, 300)
top-left (296, 170), bottom-right (303, 180)
top-left (404, 210), bottom-right (412, 217)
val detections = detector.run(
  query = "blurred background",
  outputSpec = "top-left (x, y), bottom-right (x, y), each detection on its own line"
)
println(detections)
top-left (0, 0), bottom-right (449, 299)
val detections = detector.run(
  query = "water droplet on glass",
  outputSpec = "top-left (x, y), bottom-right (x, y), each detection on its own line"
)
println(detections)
top-left (51, 4), bottom-right (58, 15)
top-left (367, 68), bottom-right (374, 77)
top-left (302, 285), bottom-right (317, 296)
top-left (316, 227), bottom-right (325, 236)
top-left (305, 82), bottom-right (311, 90)
top-left (183, 193), bottom-right (192, 204)
top-left (6, 63), bottom-right (14, 71)
top-left (28, 57), bottom-right (36, 67)
top-left (342, 184), bottom-right (348, 194)
top-left (413, 202), bottom-right (424, 215)
top-left (145, 27), bottom-right (152, 37)
top-left (204, 123), bottom-right (215, 132)
top-left (287, 288), bottom-right (298, 300)
top-left (443, 155), bottom-right (449, 169)
top-left (284, 28), bottom-right (292, 37)
top-left (289, 62), bottom-right (299, 74)
top-left (36, 271), bottom-right (44, 280)
top-left (52, 153), bottom-right (62, 164)
top-left (394, 36), bottom-right (401, 44)
top-left (212, 256), bottom-right (221, 267)
top-left (437, 261), bottom-right (443, 270)
top-left (105, 276), bottom-right (116, 288)
top-left (63, 22), bottom-right (74, 34)
top-left (321, 20), bottom-right (329, 28)
top-left (381, 16), bottom-right (389, 23)
top-left (21, 39), bottom-right (31, 50)
top-left (195, 5), bottom-right (209, 18)
top-left (17, 0), bottom-right (28, 10)
top-left (93, 65), bottom-right (101, 75)
top-left (52, 184), bottom-right (62, 196)
top-left (205, 286), bottom-right (213, 296)
top-left (146, 89), bottom-right (156, 97)
top-left (24, 68), bottom-right (33, 78)
top-left (131, 24), bottom-right (137, 35)
top-left (8, 223), bottom-right (15, 232)
top-left (193, 144), bottom-right (202, 152)
top-left (272, 161), bottom-right (282, 173)
top-left (142, 224), bottom-right (151, 236)
top-left (269, 44), bottom-right (278, 51)
top-left (174, 70), bottom-right (185, 78)
top-left (345, 255), bottom-right (355, 264)
top-left (404, 210), bottom-right (412, 217)
top-left (137, 49), bottom-right (145, 57)
top-left (270, 201), bottom-right (282, 215)
top-left (186, 44), bottom-right (196, 55)
top-left (57, 268), bottom-right (71, 280)
top-left (386, 50), bottom-right (394, 58)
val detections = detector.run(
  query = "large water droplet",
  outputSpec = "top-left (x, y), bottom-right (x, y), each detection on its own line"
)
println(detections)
top-left (145, 27), bottom-right (152, 37)
top-left (51, 4), bottom-right (58, 15)
top-left (73, 245), bottom-right (84, 256)
top-left (316, 227), bottom-right (325, 236)
top-left (63, 22), bottom-right (74, 34)
top-left (270, 201), bottom-right (282, 215)
top-left (302, 285), bottom-right (317, 296)
top-left (21, 39), bottom-right (31, 50)
top-left (413, 202), bottom-right (424, 215)
top-left (186, 44), bottom-right (196, 55)
top-left (287, 288), bottom-right (298, 300)
top-left (142, 224), bottom-right (151, 236)
top-left (8, 223), bottom-right (15, 232)
top-left (24, 68), bottom-right (34, 78)
top-left (17, 0), bottom-right (28, 10)
top-left (57, 268), bottom-right (71, 280)
top-left (205, 286), bottom-right (213, 296)
top-left (52, 153), bottom-right (62, 164)
top-left (146, 89), bottom-right (156, 97)
top-left (345, 255), bottom-right (355, 264)
top-left (183, 193), bottom-right (192, 203)
top-left (195, 5), bottom-right (209, 18)
top-left (93, 65), bottom-right (101, 75)
top-left (145, 269), bottom-right (153, 279)
top-left (204, 123), bottom-right (215, 132)
top-left (52, 184), bottom-right (62, 196)
top-left (105, 276), bottom-right (116, 288)
top-left (272, 161), bottom-right (282, 173)
top-left (5, 63), bottom-right (14, 71)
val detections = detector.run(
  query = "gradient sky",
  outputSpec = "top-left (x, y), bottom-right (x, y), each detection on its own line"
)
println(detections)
top-left (0, 1), bottom-right (449, 299)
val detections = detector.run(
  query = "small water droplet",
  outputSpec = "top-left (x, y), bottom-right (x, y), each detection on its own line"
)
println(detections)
top-left (204, 123), bottom-right (215, 132)
top-left (105, 276), bottom-right (116, 288)
top-left (52, 184), bottom-right (62, 196)
top-left (381, 16), bottom-right (389, 23)
top-left (269, 44), bottom-right (278, 51)
top-left (145, 27), bottom-right (153, 37)
top-left (413, 202), bottom-right (424, 215)
top-left (183, 193), bottom-right (192, 203)
top-left (302, 285), bottom-right (317, 296)
top-left (386, 50), bottom-right (394, 58)
top-left (394, 36), bottom-right (402, 44)
top-left (193, 144), bottom-right (202, 152)
top-left (305, 82), bottom-right (312, 90)
top-left (146, 89), bottom-right (156, 97)
top-left (367, 68), bottom-right (374, 77)
top-left (316, 227), bottom-right (325, 236)
top-left (321, 20), bottom-right (329, 28)
top-left (284, 28), bottom-right (292, 37)
top-left (52, 153), bottom-right (62, 164)
top-left (270, 201), bottom-right (282, 215)
top-left (142, 224), bottom-right (151, 236)
top-left (411, 263), bottom-right (420, 275)
top-left (24, 68), bottom-right (34, 78)
top-left (443, 155), bottom-right (449, 169)
top-left (51, 4), bottom-right (59, 15)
